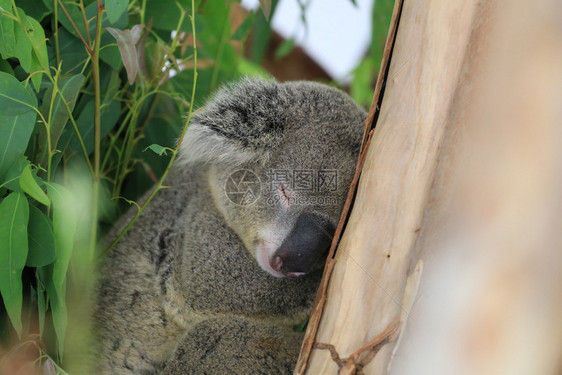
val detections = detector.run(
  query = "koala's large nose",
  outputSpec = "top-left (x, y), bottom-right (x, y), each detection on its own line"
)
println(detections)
top-left (270, 213), bottom-right (335, 277)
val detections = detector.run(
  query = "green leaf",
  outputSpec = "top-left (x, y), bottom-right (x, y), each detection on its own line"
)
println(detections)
top-left (38, 74), bottom-right (85, 164)
top-left (38, 264), bottom-right (67, 355)
top-left (370, 0), bottom-right (394, 70)
top-left (1, 156), bottom-right (30, 192)
top-left (13, 13), bottom-right (32, 69)
top-left (106, 26), bottom-right (144, 84)
top-left (69, 99), bottom-right (121, 154)
top-left (45, 183), bottom-right (76, 298)
top-left (259, 0), bottom-right (272, 21)
top-left (0, 59), bottom-right (15, 75)
top-left (274, 38), bottom-right (295, 60)
top-left (293, 316), bottom-right (309, 332)
top-left (144, 144), bottom-right (169, 156)
top-left (249, 0), bottom-right (280, 63)
top-left (106, 0), bottom-right (129, 24)
top-left (19, 164), bottom-right (50, 206)
top-left (0, 110), bottom-right (36, 184)
top-left (350, 57), bottom-right (376, 108)
top-left (145, 0), bottom-right (192, 32)
top-left (237, 58), bottom-right (270, 78)
top-left (14, 8), bottom-right (48, 91)
top-left (17, 0), bottom-right (50, 22)
top-left (102, 69), bottom-right (121, 105)
top-left (49, 127), bottom-right (72, 178)
top-left (0, 2), bottom-right (16, 58)
top-left (36, 276), bottom-right (46, 336)
top-left (231, 11), bottom-right (256, 41)
top-left (171, 68), bottom-right (212, 105)
top-left (45, 182), bottom-right (77, 354)
top-left (26, 205), bottom-right (55, 267)
top-left (99, 42), bottom-right (122, 70)
top-left (0, 71), bottom-right (37, 115)
top-left (57, 28), bottom-right (89, 75)
top-left (40, 0), bottom-right (88, 40)
top-left (0, 192), bottom-right (29, 338)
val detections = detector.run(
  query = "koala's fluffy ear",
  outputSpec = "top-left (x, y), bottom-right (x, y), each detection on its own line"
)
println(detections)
top-left (178, 78), bottom-right (287, 167)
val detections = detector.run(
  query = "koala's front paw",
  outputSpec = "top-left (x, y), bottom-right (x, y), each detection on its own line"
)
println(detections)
top-left (161, 316), bottom-right (303, 375)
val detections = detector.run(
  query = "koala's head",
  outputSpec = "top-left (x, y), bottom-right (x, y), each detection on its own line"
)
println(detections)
top-left (180, 78), bottom-right (366, 278)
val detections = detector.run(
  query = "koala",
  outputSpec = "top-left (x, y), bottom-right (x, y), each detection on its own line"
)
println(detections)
top-left (94, 77), bottom-right (366, 374)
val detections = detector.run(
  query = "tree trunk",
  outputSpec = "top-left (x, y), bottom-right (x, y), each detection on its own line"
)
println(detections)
top-left (296, 0), bottom-right (562, 374)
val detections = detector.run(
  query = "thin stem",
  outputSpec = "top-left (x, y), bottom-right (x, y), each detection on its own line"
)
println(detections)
top-left (53, 0), bottom-right (60, 66)
top-left (140, 0), bottom-right (146, 24)
top-left (60, 94), bottom-right (94, 175)
top-left (170, 4), bottom-right (187, 52)
top-left (100, 0), bottom-right (198, 258)
top-left (78, 0), bottom-right (92, 46)
top-left (112, 86), bottom-right (142, 197)
top-left (57, 0), bottom-right (93, 55)
top-left (45, 67), bottom-right (62, 182)
top-left (101, 107), bottom-right (133, 172)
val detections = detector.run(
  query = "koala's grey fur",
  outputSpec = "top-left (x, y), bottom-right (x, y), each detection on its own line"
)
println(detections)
top-left (95, 77), bottom-right (366, 374)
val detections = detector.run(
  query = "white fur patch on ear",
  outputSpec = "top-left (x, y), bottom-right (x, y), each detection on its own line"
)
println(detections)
top-left (177, 123), bottom-right (269, 167)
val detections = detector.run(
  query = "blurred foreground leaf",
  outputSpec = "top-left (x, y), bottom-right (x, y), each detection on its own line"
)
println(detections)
top-left (27, 205), bottom-right (55, 267)
top-left (0, 192), bottom-right (29, 337)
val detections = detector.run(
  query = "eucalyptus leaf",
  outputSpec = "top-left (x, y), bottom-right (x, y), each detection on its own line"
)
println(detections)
top-left (231, 11), bottom-right (256, 41)
top-left (17, 0), bottom-right (50, 22)
top-left (259, 0), bottom-right (271, 21)
top-left (19, 164), bottom-right (50, 206)
top-left (145, 0), bottom-right (193, 32)
top-left (106, 0), bottom-right (129, 24)
top-left (0, 192), bottom-right (29, 338)
top-left (370, 0), bottom-right (394, 67)
top-left (249, 0), bottom-right (280, 63)
top-left (0, 71), bottom-right (37, 115)
top-left (49, 127), bottom-right (72, 179)
top-left (1, 155), bottom-right (30, 192)
top-left (274, 38), bottom-right (295, 60)
top-left (14, 8), bottom-right (48, 91)
top-left (40, 0), bottom-right (88, 40)
top-left (0, 110), bottom-right (36, 184)
top-left (26, 205), bottom-right (55, 267)
top-left (107, 26), bottom-right (143, 84)
top-left (45, 183), bottom-right (77, 297)
top-left (350, 57), bottom-right (376, 108)
top-left (38, 74), bottom-right (85, 165)
top-left (0, 59), bottom-right (14, 75)
top-left (13, 15), bottom-right (32, 70)
top-left (0, 2), bottom-right (16, 58)
top-left (144, 144), bottom-right (169, 156)
top-left (45, 182), bottom-right (77, 354)
top-left (38, 264), bottom-right (67, 355)
top-left (69, 99), bottom-right (121, 154)
top-left (57, 28), bottom-right (89, 75)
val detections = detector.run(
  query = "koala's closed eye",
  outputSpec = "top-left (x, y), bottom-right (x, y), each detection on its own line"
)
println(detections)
top-left (277, 181), bottom-right (292, 208)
